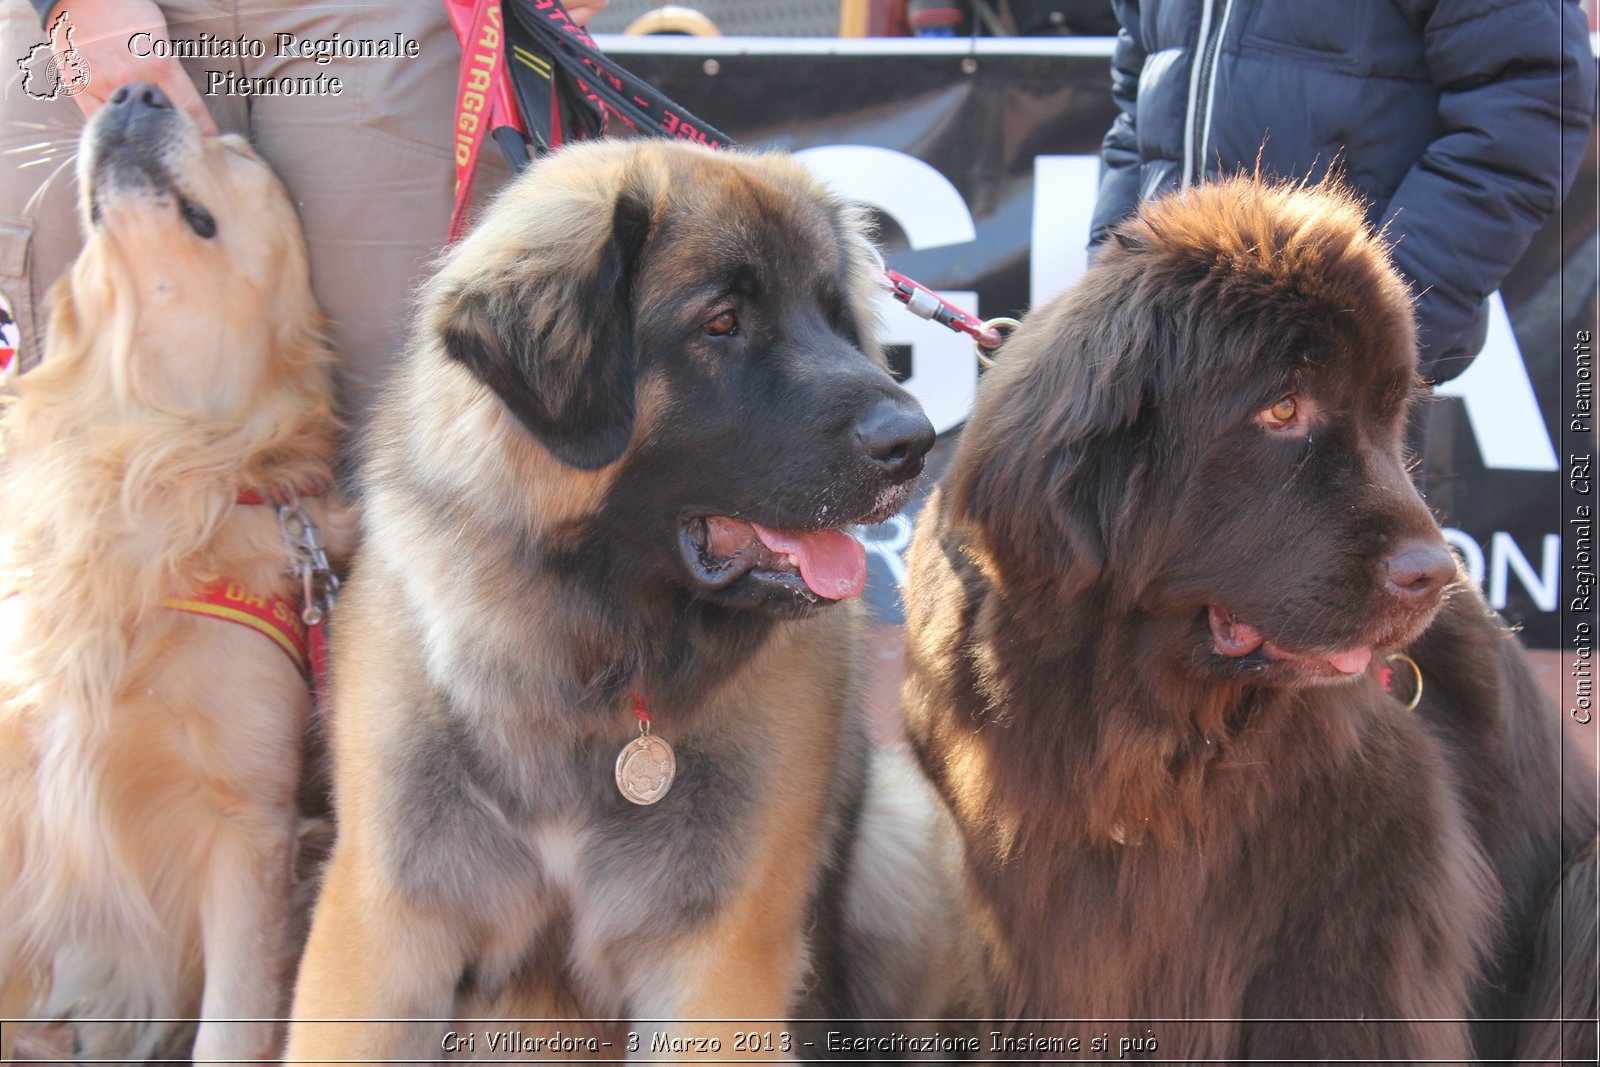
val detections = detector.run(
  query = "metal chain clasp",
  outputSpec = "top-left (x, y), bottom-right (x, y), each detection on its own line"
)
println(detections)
top-left (277, 499), bottom-right (339, 626)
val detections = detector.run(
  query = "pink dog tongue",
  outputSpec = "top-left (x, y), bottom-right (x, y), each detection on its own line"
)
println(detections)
top-left (751, 524), bottom-right (866, 600)
top-left (1324, 648), bottom-right (1373, 674)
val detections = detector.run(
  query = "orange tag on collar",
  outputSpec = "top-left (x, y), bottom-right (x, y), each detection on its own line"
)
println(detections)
top-left (161, 581), bottom-right (308, 673)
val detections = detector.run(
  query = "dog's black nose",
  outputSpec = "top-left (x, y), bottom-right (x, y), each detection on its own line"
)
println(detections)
top-left (856, 395), bottom-right (935, 483)
top-left (108, 82), bottom-right (172, 113)
top-left (1384, 539), bottom-right (1456, 602)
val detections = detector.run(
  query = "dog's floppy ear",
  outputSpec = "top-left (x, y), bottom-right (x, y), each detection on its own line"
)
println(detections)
top-left (440, 180), bottom-right (656, 470)
top-left (945, 287), bottom-right (1147, 597)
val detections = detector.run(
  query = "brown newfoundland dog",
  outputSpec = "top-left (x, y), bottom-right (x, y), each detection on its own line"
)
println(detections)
top-left (903, 177), bottom-right (1597, 1062)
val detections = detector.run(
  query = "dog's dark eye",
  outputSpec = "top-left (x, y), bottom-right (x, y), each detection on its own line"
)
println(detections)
top-left (181, 200), bottom-right (217, 239)
top-left (1258, 395), bottom-right (1301, 432)
top-left (703, 310), bottom-right (738, 337)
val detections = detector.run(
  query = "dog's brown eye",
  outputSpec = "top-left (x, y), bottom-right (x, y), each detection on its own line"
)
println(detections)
top-left (1260, 395), bottom-right (1299, 430)
top-left (703, 310), bottom-right (738, 337)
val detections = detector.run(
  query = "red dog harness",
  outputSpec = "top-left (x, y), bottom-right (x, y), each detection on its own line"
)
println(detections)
top-left (160, 582), bottom-right (309, 673)
top-left (163, 489), bottom-right (337, 708)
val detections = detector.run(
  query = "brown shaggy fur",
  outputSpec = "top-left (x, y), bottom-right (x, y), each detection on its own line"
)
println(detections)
top-left (904, 177), bottom-right (1596, 1061)
top-left (0, 91), bottom-right (351, 1060)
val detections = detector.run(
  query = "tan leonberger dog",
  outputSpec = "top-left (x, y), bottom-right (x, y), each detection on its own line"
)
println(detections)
top-left (903, 177), bottom-right (1596, 1061)
top-left (0, 84), bottom-right (351, 1061)
top-left (286, 138), bottom-right (977, 1060)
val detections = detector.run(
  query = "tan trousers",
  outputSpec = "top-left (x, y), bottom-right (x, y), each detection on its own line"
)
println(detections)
top-left (0, 0), bottom-right (504, 426)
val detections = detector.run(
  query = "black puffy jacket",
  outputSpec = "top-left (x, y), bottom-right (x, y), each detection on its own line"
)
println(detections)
top-left (1091, 0), bottom-right (1596, 382)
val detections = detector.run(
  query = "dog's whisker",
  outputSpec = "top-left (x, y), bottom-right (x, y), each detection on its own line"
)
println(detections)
top-left (21, 152), bottom-right (77, 215)
top-left (16, 151), bottom-right (75, 169)
top-left (4, 137), bottom-right (77, 156)
top-left (3, 119), bottom-right (72, 132)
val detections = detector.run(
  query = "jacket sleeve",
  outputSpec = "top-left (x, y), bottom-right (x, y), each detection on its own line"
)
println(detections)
top-left (1383, 0), bottom-right (1596, 379)
top-left (1090, 0), bottom-right (1148, 250)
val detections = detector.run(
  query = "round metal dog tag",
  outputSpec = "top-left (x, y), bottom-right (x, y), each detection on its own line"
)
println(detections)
top-left (615, 733), bottom-right (676, 805)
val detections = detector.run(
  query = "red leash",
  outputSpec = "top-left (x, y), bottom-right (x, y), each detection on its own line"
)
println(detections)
top-left (881, 267), bottom-right (1007, 350)
top-left (447, 0), bottom-right (531, 242)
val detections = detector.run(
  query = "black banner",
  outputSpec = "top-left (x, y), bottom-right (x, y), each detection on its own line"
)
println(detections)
top-left (606, 35), bottom-right (1598, 648)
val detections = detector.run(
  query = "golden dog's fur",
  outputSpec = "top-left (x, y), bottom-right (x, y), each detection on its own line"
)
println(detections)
top-left (0, 91), bottom-right (350, 1061)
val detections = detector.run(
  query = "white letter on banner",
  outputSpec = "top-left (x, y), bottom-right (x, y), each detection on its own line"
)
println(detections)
top-left (1431, 292), bottom-right (1558, 472)
top-left (1030, 155), bottom-right (1101, 309)
top-left (1488, 531), bottom-right (1560, 612)
top-left (795, 146), bottom-right (978, 435)
top-left (1442, 527), bottom-right (1560, 611)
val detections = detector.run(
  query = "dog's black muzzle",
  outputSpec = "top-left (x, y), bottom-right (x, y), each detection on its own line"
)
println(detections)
top-left (88, 82), bottom-right (183, 186)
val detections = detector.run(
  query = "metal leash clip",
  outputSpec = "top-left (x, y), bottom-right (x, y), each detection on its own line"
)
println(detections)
top-left (866, 244), bottom-right (1015, 363)
top-left (277, 499), bottom-right (340, 626)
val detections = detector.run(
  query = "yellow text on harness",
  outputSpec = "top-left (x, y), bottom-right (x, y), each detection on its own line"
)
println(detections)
top-left (160, 581), bottom-right (308, 673)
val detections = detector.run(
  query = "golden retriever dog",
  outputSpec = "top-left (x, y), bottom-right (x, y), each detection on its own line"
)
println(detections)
top-left (903, 177), bottom-right (1596, 1061)
top-left (0, 83), bottom-right (351, 1061)
top-left (286, 138), bottom-right (978, 1061)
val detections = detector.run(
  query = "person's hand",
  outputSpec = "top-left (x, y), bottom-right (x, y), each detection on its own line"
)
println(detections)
top-left (45, 0), bottom-right (218, 134)
top-left (566, 1), bottom-right (610, 26)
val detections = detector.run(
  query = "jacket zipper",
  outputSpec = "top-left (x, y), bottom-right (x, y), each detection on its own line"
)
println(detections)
top-left (1183, 0), bottom-right (1235, 187)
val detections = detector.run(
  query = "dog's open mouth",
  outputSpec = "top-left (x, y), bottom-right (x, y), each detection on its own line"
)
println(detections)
top-left (681, 516), bottom-right (867, 603)
top-left (1208, 605), bottom-right (1375, 678)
